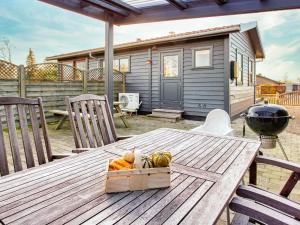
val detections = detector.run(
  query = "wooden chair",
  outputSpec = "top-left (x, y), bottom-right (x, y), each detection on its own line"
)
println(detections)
top-left (0, 97), bottom-right (68, 176)
top-left (230, 155), bottom-right (300, 224)
top-left (65, 94), bottom-right (131, 152)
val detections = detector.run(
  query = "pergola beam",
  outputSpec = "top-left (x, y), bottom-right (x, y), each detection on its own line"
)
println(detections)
top-left (39, 0), bottom-right (107, 21)
top-left (104, 0), bottom-right (142, 15)
top-left (114, 0), bottom-right (300, 25)
top-left (215, 0), bottom-right (227, 5)
top-left (82, 0), bottom-right (129, 17)
top-left (166, 0), bottom-right (188, 10)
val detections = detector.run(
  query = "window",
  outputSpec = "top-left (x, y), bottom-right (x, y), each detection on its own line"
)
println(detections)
top-left (163, 55), bottom-right (179, 77)
top-left (237, 52), bottom-right (243, 85)
top-left (113, 57), bottom-right (130, 72)
top-left (248, 59), bottom-right (254, 86)
top-left (192, 46), bottom-right (213, 68)
top-left (89, 58), bottom-right (103, 70)
top-left (75, 60), bottom-right (86, 71)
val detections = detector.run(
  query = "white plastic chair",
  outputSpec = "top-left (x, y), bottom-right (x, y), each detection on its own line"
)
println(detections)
top-left (191, 109), bottom-right (234, 136)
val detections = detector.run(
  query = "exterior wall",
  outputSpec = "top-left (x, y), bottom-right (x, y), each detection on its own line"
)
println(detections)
top-left (229, 32), bottom-right (256, 117)
top-left (59, 37), bottom-right (226, 117)
top-left (151, 38), bottom-right (225, 117)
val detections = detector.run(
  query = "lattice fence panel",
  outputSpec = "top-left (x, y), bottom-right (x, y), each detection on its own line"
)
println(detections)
top-left (25, 63), bottom-right (83, 81)
top-left (87, 68), bottom-right (124, 82)
top-left (0, 60), bottom-right (18, 79)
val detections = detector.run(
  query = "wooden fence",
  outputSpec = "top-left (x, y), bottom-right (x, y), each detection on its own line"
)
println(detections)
top-left (260, 91), bottom-right (300, 106)
top-left (0, 60), bottom-right (125, 121)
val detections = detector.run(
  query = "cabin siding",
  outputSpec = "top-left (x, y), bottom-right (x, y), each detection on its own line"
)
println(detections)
top-left (57, 31), bottom-right (258, 118)
top-left (229, 31), bottom-right (256, 117)
top-left (150, 38), bottom-right (225, 117)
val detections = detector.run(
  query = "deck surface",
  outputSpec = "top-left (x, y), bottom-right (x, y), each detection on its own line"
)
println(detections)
top-left (0, 128), bottom-right (260, 225)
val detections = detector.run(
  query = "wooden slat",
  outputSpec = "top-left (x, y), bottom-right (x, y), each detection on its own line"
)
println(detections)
top-left (4, 105), bottom-right (22, 172)
top-left (29, 105), bottom-right (46, 165)
top-left (0, 116), bottom-right (9, 176)
top-left (80, 101), bottom-right (96, 148)
top-left (38, 97), bottom-right (53, 161)
top-left (104, 95), bottom-right (117, 141)
top-left (17, 104), bottom-right (35, 168)
top-left (99, 100), bottom-right (115, 143)
top-left (94, 100), bottom-right (110, 145)
top-left (73, 101), bottom-right (88, 148)
top-left (65, 97), bottom-right (81, 148)
top-left (86, 100), bottom-right (103, 147)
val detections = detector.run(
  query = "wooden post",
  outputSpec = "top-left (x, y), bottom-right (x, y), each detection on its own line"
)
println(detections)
top-left (18, 65), bottom-right (26, 98)
top-left (105, 18), bottom-right (114, 110)
top-left (83, 58), bottom-right (89, 94)
top-left (249, 161), bottom-right (257, 185)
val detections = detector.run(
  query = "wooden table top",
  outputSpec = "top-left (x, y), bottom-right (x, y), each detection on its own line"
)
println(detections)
top-left (0, 128), bottom-right (260, 225)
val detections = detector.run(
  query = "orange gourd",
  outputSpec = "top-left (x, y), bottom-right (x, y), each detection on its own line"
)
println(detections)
top-left (109, 158), bottom-right (133, 171)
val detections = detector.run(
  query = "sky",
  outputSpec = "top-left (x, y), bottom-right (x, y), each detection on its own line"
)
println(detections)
top-left (0, 0), bottom-right (300, 82)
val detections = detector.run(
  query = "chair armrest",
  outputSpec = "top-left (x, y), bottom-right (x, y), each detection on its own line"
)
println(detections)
top-left (256, 155), bottom-right (300, 173)
top-left (236, 185), bottom-right (300, 218)
top-left (117, 135), bottom-right (135, 140)
top-left (52, 153), bottom-right (75, 159)
top-left (229, 197), bottom-right (299, 225)
top-left (72, 148), bottom-right (95, 153)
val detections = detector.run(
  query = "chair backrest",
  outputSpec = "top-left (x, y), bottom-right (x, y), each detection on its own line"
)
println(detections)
top-left (65, 94), bottom-right (117, 149)
top-left (0, 97), bottom-right (53, 176)
top-left (196, 109), bottom-right (233, 135)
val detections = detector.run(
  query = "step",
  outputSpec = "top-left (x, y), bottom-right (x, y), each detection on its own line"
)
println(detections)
top-left (151, 111), bottom-right (182, 119)
top-left (152, 109), bottom-right (184, 115)
top-left (147, 112), bottom-right (181, 123)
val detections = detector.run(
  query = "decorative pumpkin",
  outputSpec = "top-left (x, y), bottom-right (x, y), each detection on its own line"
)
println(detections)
top-left (122, 149), bottom-right (135, 163)
top-left (141, 155), bottom-right (154, 168)
top-left (109, 158), bottom-right (133, 171)
top-left (133, 151), bottom-right (154, 169)
top-left (151, 151), bottom-right (172, 167)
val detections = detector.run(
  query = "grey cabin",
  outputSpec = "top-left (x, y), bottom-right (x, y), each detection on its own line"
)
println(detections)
top-left (46, 22), bottom-right (264, 119)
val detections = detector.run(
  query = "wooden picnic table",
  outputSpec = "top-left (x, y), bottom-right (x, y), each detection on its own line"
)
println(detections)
top-left (49, 101), bottom-right (129, 130)
top-left (0, 128), bottom-right (260, 225)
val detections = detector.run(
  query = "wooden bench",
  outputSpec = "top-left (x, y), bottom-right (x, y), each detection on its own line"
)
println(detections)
top-left (49, 110), bottom-right (69, 130)
top-left (49, 107), bottom-right (129, 130)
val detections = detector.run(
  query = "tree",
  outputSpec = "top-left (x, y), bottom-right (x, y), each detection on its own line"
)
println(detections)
top-left (26, 48), bottom-right (37, 78)
top-left (0, 38), bottom-right (13, 62)
top-left (26, 48), bottom-right (36, 67)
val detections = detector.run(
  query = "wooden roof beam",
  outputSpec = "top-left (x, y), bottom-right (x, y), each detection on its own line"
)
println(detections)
top-left (104, 0), bottom-right (142, 15)
top-left (82, 0), bottom-right (129, 16)
top-left (215, 0), bottom-right (227, 5)
top-left (166, 0), bottom-right (188, 10)
top-left (39, 0), bottom-right (107, 21)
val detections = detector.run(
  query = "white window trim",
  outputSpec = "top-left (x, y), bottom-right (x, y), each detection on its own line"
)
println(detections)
top-left (113, 56), bottom-right (131, 73)
top-left (192, 46), bottom-right (213, 69)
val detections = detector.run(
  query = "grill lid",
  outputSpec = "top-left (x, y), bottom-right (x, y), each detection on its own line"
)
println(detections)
top-left (246, 103), bottom-right (289, 118)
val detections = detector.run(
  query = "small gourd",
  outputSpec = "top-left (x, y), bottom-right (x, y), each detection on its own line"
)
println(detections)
top-left (109, 157), bottom-right (133, 171)
top-left (140, 155), bottom-right (153, 168)
top-left (122, 148), bottom-right (135, 163)
top-left (133, 150), bottom-right (154, 169)
top-left (151, 151), bottom-right (172, 167)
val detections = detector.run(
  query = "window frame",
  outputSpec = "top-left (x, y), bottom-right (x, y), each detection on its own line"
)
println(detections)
top-left (236, 51), bottom-right (243, 85)
top-left (163, 54), bottom-right (179, 78)
top-left (112, 56), bottom-right (131, 73)
top-left (192, 46), bottom-right (213, 69)
top-left (248, 58), bottom-right (254, 86)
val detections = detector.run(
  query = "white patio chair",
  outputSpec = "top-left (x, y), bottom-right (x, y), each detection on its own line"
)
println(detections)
top-left (192, 109), bottom-right (234, 136)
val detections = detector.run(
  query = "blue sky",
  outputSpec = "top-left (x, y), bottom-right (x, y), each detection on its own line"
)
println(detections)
top-left (0, 0), bottom-right (300, 82)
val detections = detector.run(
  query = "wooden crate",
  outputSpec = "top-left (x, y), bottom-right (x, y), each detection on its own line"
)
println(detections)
top-left (105, 159), bottom-right (171, 193)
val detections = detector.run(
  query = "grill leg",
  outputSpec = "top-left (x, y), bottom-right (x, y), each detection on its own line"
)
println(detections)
top-left (277, 137), bottom-right (289, 161)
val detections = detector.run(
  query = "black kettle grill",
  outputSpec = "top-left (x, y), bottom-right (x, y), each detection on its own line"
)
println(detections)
top-left (241, 102), bottom-right (293, 159)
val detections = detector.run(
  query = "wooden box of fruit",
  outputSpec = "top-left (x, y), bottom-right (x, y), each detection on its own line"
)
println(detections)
top-left (105, 149), bottom-right (172, 193)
